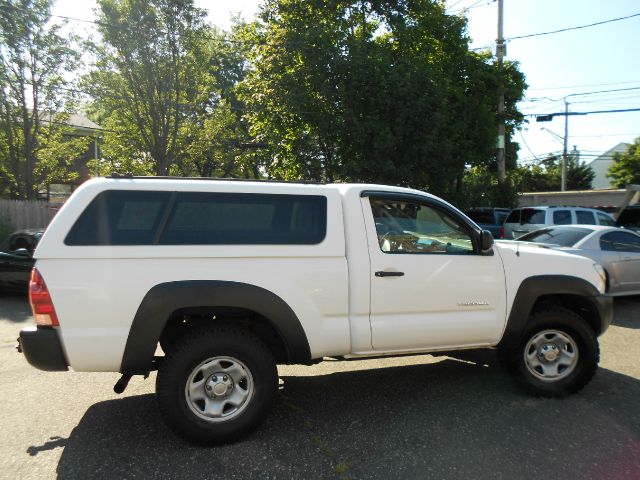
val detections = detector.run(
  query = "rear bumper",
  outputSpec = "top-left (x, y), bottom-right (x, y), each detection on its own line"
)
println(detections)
top-left (17, 326), bottom-right (68, 371)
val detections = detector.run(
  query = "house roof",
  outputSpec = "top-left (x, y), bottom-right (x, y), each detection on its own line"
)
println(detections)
top-left (36, 110), bottom-right (102, 134)
top-left (585, 142), bottom-right (630, 190)
top-left (66, 113), bottom-right (102, 132)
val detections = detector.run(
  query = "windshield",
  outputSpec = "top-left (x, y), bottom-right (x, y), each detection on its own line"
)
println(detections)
top-left (519, 208), bottom-right (546, 225)
top-left (505, 208), bottom-right (546, 225)
top-left (518, 227), bottom-right (592, 246)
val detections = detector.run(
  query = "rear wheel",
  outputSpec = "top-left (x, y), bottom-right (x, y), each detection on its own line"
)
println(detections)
top-left (509, 306), bottom-right (599, 397)
top-left (156, 325), bottom-right (278, 444)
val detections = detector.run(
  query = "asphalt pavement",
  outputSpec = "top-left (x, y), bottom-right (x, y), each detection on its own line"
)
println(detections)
top-left (1, 293), bottom-right (639, 479)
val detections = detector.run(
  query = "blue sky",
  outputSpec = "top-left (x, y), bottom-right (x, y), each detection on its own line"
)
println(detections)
top-left (462, 0), bottom-right (640, 167)
top-left (53, 0), bottom-right (640, 168)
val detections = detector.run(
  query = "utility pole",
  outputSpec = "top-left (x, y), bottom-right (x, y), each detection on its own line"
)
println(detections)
top-left (561, 100), bottom-right (569, 191)
top-left (496, 0), bottom-right (506, 183)
top-left (536, 97), bottom-right (572, 191)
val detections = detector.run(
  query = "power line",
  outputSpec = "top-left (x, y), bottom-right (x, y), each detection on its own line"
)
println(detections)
top-left (507, 12), bottom-right (640, 41)
top-left (2, 0), bottom-right (504, 61)
top-left (571, 97), bottom-right (640, 106)
top-left (469, 43), bottom-right (494, 52)
top-left (0, 2), bottom-right (103, 28)
top-left (446, 0), bottom-right (468, 10)
top-left (526, 107), bottom-right (640, 117)
top-left (523, 86), bottom-right (640, 103)
top-left (517, 130), bottom-right (540, 162)
top-left (562, 133), bottom-right (638, 138)
top-left (528, 80), bottom-right (640, 92)
top-left (450, 0), bottom-right (495, 15)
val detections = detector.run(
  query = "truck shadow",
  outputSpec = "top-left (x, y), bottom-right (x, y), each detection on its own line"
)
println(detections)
top-left (55, 358), bottom-right (640, 479)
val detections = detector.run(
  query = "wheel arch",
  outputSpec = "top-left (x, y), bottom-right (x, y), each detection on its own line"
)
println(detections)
top-left (120, 280), bottom-right (312, 375)
top-left (498, 275), bottom-right (613, 351)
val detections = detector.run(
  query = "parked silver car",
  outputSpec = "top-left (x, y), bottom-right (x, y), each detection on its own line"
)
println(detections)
top-left (518, 225), bottom-right (640, 296)
top-left (502, 206), bottom-right (615, 239)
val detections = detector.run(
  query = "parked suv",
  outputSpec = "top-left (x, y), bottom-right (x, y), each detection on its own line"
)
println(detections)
top-left (18, 177), bottom-right (612, 444)
top-left (503, 206), bottom-right (615, 239)
top-left (464, 207), bottom-right (510, 239)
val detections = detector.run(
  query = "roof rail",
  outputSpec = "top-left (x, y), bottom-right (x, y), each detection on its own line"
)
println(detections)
top-left (105, 174), bottom-right (325, 185)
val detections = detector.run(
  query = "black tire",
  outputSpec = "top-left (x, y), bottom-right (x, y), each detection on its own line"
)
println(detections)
top-left (156, 324), bottom-right (278, 445)
top-left (508, 306), bottom-right (599, 398)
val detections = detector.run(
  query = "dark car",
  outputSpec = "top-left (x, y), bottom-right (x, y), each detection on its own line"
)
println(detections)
top-left (464, 207), bottom-right (510, 239)
top-left (0, 230), bottom-right (43, 293)
top-left (617, 204), bottom-right (640, 232)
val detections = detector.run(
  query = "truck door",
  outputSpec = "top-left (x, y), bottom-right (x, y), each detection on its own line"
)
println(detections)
top-left (362, 192), bottom-right (507, 352)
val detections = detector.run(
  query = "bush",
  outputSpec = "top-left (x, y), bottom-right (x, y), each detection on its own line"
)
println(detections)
top-left (455, 166), bottom-right (520, 210)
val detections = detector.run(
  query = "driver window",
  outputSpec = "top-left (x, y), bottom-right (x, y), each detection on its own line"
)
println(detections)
top-left (369, 198), bottom-right (474, 254)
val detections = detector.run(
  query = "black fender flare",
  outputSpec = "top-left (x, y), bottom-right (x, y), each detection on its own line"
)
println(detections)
top-left (498, 275), bottom-right (613, 351)
top-left (120, 280), bottom-right (311, 375)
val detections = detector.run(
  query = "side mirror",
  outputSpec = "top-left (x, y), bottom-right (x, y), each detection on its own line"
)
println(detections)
top-left (480, 230), bottom-right (494, 254)
top-left (13, 248), bottom-right (32, 258)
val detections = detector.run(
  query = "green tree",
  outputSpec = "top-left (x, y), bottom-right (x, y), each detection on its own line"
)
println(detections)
top-left (175, 23), bottom-right (260, 179)
top-left (238, 0), bottom-right (526, 200)
top-left (87, 0), bottom-right (211, 176)
top-left (607, 138), bottom-right (640, 187)
top-left (460, 165), bottom-right (520, 210)
top-left (87, 3), bottom-right (255, 178)
top-left (517, 154), bottom-right (594, 192)
top-left (0, 0), bottom-right (84, 199)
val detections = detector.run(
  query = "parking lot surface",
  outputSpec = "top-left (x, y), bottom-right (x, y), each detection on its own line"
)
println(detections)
top-left (1, 294), bottom-right (639, 479)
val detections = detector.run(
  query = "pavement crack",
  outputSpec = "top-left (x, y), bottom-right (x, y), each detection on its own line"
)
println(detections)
top-left (280, 392), bottom-right (354, 479)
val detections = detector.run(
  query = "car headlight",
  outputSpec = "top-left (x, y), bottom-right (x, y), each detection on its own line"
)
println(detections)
top-left (592, 263), bottom-right (607, 293)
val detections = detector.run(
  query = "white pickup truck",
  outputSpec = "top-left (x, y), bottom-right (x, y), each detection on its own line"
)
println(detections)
top-left (18, 176), bottom-right (613, 444)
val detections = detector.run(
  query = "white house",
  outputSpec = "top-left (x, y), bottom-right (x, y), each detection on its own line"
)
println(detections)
top-left (586, 142), bottom-right (630, 189)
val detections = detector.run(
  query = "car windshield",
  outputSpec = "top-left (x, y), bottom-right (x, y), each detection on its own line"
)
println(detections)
top-left (518, 227), bottom-right (592, 246)
top-left (519, 208), bottom-right (546, 225)
top-left (505, 208), bottom-right (545, 225)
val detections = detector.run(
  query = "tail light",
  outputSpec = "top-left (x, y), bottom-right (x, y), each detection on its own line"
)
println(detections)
top-left (29, 268), bottom-right (59, 327)
top-left (499, 226), bottom-right (504, 239)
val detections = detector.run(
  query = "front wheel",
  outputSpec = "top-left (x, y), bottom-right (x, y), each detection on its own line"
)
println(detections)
top-left (508, 306), bottom-right (599, 397)
top-left (156, 325), bottom-right (278, 444)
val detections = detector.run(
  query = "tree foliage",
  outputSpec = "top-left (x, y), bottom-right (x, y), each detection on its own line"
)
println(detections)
top-left (460, 165), bottom-right (520, 210)
top-left (238, 0), bottom-right (526, 201)
top-left (607, 137), bottom-right (640, 188)
top-left (517, 154), bottom-right (594, 192)
top-left (87, 1), bottom-right (254, 178)
top-left (87, 0), bottom-right (204, 176)
top-left (0, 0), bottom-right (85, 198)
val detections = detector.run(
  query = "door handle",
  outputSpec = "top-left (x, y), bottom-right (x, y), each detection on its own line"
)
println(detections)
top-left (375, 271), bottom-right (405, 277)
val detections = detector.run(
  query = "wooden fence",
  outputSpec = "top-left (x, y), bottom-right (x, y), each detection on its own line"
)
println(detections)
top-left (0, 199), bottom-right (58, 230)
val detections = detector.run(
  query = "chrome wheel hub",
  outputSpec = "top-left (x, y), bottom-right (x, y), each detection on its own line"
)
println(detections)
top-left (205, 373), bottom-right (234, 398)
top-left (524, 330), bottom-right (579, 382)
top-left (539, 343), bottom-right (560, 362)
top-left (185, 356), bottom-right (254, 422)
